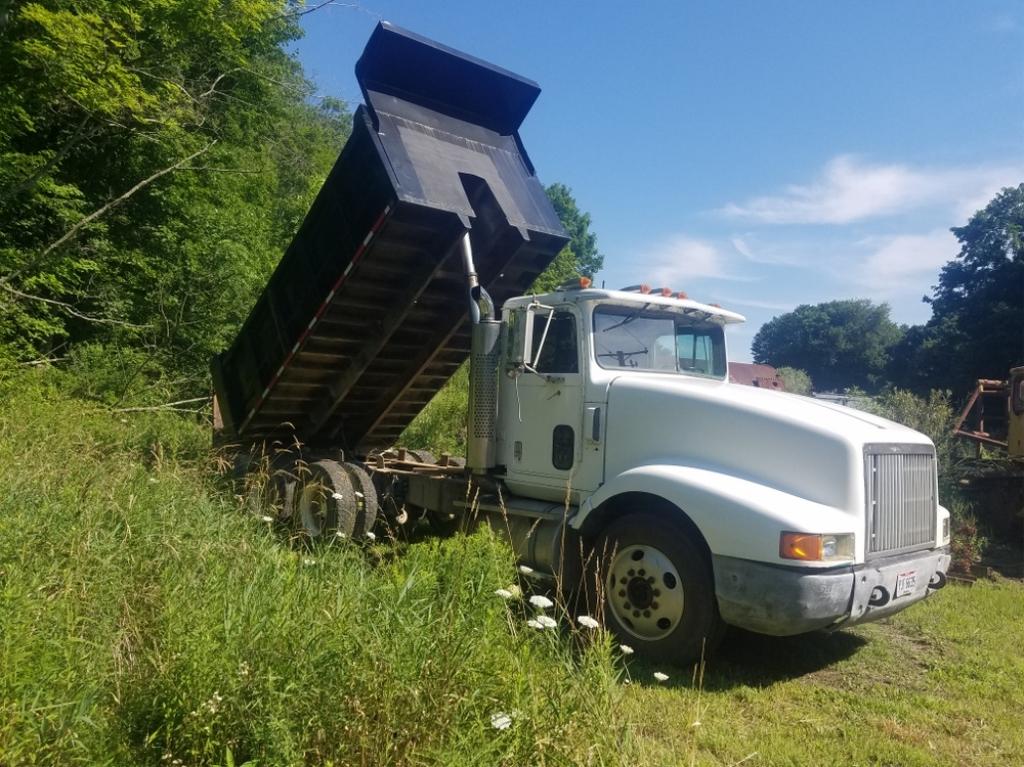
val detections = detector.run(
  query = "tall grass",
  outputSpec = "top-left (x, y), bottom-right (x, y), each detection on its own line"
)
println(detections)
top-left (0, 367), bottom-right (629, 766)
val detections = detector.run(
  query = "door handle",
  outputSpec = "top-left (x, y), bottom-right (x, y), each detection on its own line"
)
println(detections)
top-left (586, 406), bottom-right (601, 443)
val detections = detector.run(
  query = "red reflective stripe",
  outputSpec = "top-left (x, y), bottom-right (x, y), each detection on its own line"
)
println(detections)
top-left (238, 205), bottom-right (392, 433)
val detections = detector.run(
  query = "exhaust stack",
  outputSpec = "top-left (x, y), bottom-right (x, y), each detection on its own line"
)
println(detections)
top-left (463, 233), bottom-right (501, 473)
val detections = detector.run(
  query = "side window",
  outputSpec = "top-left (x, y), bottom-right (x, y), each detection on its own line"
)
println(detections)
top-left (676, 328), bottom-right (725, 376)
top-left (676, 331), bottom-right (712, 374)
top-left (532, 310), bottom-right (579, 374)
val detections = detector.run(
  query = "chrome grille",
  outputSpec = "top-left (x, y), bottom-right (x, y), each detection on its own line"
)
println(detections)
top-left (865, 446), bottom-right (937, 558)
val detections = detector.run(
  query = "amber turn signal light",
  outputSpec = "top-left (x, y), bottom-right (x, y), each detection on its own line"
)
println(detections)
top-left (779, 532), bottom-right (855, 562)
top-left (780, 532), bottom-right (822, 561)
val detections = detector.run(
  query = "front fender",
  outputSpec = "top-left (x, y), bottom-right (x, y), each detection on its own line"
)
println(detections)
top-left (571, 464), bottom-right (859, 566)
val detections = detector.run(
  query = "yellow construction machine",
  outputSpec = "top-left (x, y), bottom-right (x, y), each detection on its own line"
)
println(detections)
top-left (953, 367), bottom-right (1024, 459)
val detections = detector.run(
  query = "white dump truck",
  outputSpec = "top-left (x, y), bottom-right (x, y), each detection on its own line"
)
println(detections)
top-left (213, 22), bottom-right (951, 664)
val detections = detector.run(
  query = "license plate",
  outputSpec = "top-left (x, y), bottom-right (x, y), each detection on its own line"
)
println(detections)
top-left (895, 570), bottom-right (917, 598)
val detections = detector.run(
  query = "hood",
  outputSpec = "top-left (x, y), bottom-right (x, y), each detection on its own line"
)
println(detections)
top-left (602, 374), bottom-right (932, 512)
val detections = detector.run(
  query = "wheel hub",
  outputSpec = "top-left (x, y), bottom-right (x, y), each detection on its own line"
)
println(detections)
top-left (607, 543), bottom-right (684, 641)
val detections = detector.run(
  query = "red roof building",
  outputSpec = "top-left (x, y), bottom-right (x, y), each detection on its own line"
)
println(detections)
top-left (729, 362), bottom-right (785, 391)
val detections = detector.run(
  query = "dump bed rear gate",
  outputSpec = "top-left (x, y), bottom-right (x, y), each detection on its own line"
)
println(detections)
top-left (212, 23), bottom-right (567, 451)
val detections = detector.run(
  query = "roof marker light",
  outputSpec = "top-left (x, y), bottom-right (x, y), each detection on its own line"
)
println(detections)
top-left (579, 276), bottom-right (592, 289)
top-left (639, 284), bottom-right (651, 294)
top-left (677, 291), bottom-right (688, 300)
top-left (658, 287), bottom-right (673, 297)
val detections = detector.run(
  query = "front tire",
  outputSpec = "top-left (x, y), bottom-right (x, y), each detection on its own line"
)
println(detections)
top-left (593, 513), bottom-right (723, 666)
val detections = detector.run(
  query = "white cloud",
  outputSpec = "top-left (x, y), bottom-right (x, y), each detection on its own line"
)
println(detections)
top-left (713, 295), bottom-right (796, 312)
top-left (729, 234), bottom-right (808, 266)
top-left (853, 229), bottom-right (959, 300)
top-left (635, 235), bottom-right (729, 286)
top-left (730, 236), bottom-right (754, 260)
top-left (719, 155), bottom-right (1022, 225)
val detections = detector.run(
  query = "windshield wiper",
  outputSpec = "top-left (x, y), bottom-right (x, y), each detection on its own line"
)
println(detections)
top-left (597, 347), bottom-right (649, 367)
top-left (602, 303), bottom-right (650, 333)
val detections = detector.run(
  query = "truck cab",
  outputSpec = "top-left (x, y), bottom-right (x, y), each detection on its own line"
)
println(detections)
top-left (486, 283), bottom-right (951, 662)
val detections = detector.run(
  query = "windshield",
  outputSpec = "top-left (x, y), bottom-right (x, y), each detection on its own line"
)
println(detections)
top-left (592, 305), bottom-right (727, 378)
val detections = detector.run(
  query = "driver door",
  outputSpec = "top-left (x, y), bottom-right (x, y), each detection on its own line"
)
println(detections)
top-left (500, 307), bottom-right (589, 500)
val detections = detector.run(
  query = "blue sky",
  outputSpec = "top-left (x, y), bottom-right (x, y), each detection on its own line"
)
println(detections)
top-left (294, 1), bottom-right (1024, 361)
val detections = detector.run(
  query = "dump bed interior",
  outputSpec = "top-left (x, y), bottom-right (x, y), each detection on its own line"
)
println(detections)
top-left (211, 23), bottom-right (568, 452)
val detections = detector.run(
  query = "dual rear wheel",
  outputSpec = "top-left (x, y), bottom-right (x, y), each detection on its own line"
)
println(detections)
top-left (270, 459), bottom-right (379, 541)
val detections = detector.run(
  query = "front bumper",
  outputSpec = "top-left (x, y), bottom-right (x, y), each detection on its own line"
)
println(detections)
top-left (712, 547), bottom-right (951, 636)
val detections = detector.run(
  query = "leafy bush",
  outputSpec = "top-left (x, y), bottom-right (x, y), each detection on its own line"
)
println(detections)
top-left (948, 506), bottom-right (987, 574)
top-left (776, 366), bottom-right (813, 396)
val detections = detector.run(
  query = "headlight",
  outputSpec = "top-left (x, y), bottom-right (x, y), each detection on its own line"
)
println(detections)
top-left (942, 516), bottom-right (950, 544)
top-left (779, 532), bottom-right (855, 563)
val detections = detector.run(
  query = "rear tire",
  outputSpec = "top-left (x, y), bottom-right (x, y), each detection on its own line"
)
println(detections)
top-left (592, 512), bottom-right (723, 666)
top-left (267, 469), bottom-right (297, 520)
top-left (341, 462), bottom-right (379, 538)
top-left (295, 460), bottom-right (357, 540)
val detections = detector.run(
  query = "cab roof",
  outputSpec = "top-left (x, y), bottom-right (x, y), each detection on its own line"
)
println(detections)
top-left (503, 287), bottom-right (747, 325)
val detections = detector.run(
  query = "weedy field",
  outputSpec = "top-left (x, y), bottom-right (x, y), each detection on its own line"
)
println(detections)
top-left (1, 368), bottom-right (1022, 767)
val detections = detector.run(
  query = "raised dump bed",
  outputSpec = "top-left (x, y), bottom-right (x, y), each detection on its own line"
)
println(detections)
top-left (211, 23), bottom-right (568, 452)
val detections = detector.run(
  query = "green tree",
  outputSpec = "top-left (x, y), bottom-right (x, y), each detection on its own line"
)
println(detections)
top-left (544, 182), bottom-right (603, 278)
top-left (752, 299), bottom-right (902, 392)
top-left (0, 0), bottom-right (347, 387)
top-left (889, 184), bottom-right (1024, 394)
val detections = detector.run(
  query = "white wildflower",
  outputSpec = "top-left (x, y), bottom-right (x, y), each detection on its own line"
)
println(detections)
top-left (202, 691), bottom-right (224, 714)
top-left (518, 565), bottom-right (534, 575)
top-left (619, 644), bottom-right (634, 655)
top-left (148, 477), bottom-right (158, 484)
top-left (354, 490), bottom-right (364, 499)
top-left (365, 530), bottom-right (376, 541)
top-left (576, 615), bottom-right (600, 629)
top-left (526, 616), bottom-right (556, 630)
top-left (653, 671), bottom-right (669, 682)
top-left (335, 531), bottom-right (347, 539)
top-left (303, 558), bottom-right (316, 566)
top-left (260, 515), bottom-right (274, 523)
top-left (490, 712), bottom-right (513, 730)
top-left (331, 492), bottom-right (344, 500)
top-left (505, 584), bottom-right (522, 597)
top-left (495, 588), bottom-right (514, 599)
top-left (528, 595), bottom-right (554, 610)
top-left (690, 720), bottom-right (702, 728)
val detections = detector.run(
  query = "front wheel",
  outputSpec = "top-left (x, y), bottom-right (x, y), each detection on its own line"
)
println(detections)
top-left (593, 513), bottom-right (724, 666)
